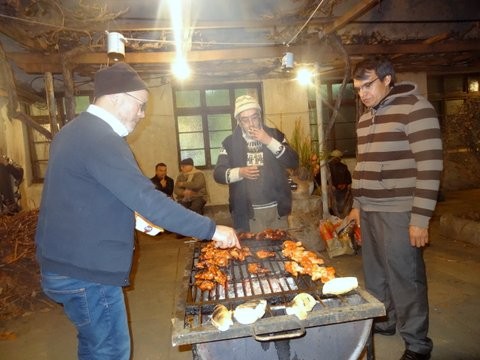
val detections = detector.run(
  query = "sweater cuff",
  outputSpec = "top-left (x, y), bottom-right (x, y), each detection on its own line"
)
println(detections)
top-left (226, 167), bottom-right (243, 183)
top-left (266, 138), bottom-right (285, 158)
top-left (410, 213), bottom-right (430, 229)
top-left (352, 199), bottom-right (360, 209)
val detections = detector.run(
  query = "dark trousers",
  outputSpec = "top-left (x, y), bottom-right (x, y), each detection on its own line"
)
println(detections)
top-left (179, 197), bottom-right (206, 215)
top-left (360, 210), bottom-right (433, 355)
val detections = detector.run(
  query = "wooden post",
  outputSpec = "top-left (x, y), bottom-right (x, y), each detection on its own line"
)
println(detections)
top-left (0, 42), bottom-right (19, 119)
top-left (315, 62), bottom-right (329, 218)
top-left (45, 72), bottom-right (59, 136)
top-left (62, 54), bottom-right (76, 122)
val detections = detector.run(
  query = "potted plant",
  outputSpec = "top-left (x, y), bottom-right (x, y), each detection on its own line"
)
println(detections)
top-left (289, 118), bottom-right (318, 197)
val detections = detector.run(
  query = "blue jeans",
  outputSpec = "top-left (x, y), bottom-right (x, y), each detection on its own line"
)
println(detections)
top-left (41, 272), bottom-right (131, 360)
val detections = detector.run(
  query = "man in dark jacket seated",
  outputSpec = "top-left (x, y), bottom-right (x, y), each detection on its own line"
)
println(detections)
top-left (0, 154), bottom-right (23, 215)
top-left (328, 149), bottom-right (352, 218)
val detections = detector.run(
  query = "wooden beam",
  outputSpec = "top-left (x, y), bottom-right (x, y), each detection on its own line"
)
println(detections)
top-left (345, 40), bottom-right (480, 55)
top-left (98, 18), bottom-right (331, 32)
top-left (6, 40), bottom-right (480, 75)
top-left (321, 0), bottom-right (381, 35)
top-left (7, 46), bottom-right (284, 73)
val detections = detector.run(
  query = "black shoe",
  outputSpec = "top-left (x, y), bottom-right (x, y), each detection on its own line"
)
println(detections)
top-left (400, 350), bottom-right (431, 360)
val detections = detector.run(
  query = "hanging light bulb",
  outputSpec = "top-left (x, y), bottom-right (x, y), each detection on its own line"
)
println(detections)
top-left (172, 58), bottom-right (191, 80)
top-left (296, 67), bottom-right (314, 86)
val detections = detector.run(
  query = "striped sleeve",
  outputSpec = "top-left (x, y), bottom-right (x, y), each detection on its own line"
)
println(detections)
top-left (406, 99), bottom-right (443, 227)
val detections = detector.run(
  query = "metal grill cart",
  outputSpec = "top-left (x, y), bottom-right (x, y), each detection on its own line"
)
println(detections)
top-left (172, 238), bottom-right (385, 360)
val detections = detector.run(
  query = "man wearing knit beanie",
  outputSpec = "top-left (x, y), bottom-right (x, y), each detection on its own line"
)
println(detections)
top-left (36, 63), bottom-right (240, 359)
top-left (214, 95), bottom-right (299, 232)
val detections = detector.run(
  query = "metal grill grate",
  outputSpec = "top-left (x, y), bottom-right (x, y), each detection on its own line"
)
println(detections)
top-left (186, 239), bottom-right (323, 306)
top-left (172, 238), bottom-right (386, 346)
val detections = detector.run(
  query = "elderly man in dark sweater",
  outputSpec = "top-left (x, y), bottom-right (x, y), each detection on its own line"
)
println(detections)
top-left (35, 62), bottom-right (239, 360)
top-left (214, 95), bottom-right (299, 232)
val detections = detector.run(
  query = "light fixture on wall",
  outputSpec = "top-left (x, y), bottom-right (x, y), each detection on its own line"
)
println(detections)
top-left (281, 52), bottom-right (294, 71)
top-left (468, 79), bottom-right (479, 93)
top-left (106, 31), bottom-right (126, 62)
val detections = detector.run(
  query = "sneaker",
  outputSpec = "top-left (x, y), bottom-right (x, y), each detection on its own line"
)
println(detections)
top-left (400, 349), bottom-right (431, 360)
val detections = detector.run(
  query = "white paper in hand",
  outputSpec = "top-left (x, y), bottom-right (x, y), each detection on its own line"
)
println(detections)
top-left (134, 212), bottom-right (164, 236)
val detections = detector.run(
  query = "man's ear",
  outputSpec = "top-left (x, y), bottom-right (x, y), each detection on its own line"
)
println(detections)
top-left (384, 74), bottom-right (392, 87)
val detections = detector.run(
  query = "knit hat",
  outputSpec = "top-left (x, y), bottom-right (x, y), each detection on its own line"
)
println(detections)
top-left (180, 158), bottom-right (194, 166)
top-left (234, 95), bottom-right (261, 118)
top-left (94, 62), bottom-right (148, 99)
top-left (330, 149), bottom-right (343, 158)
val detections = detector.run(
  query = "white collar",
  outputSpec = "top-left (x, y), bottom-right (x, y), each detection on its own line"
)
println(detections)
top-left (87, 104), bottom-right (129, 137)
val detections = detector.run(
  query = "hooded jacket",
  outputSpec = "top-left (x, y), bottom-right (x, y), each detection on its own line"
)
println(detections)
top-left (352, 81), bottom-right (443, 228)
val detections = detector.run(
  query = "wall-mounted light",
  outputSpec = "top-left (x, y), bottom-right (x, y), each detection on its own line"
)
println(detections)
top-left (107, 32), bottom-right (126, 62)
top-left (468, 79), bottom-right (479, 93)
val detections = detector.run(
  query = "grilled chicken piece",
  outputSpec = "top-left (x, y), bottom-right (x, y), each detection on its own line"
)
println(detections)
top-left (237, 232), bottom-right (256, 240)
top-left (284, 261), bottom-right (304, 277)
top-left (256, 228), bottom-right (287, 240)
top-left (195, 279), bottom-right (216, 291)
top-left (282, 241), bottom-right (304, 258)
top-left (255, 250), bottom-right (276, 259)
top-left (247, 262), bottom-right (270, 274)
top-left (310, 265), bottom-right (336, 283)
top-left (230, 246), bottom-right (252, 261)
top-left (195, 265), bottom-right (227, 287)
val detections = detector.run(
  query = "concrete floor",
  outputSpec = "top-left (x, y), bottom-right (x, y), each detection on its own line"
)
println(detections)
top-left (1, 189), bottom-right (479, 359)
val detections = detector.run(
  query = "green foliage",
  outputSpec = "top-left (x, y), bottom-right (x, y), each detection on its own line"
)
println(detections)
top-left (290, 118), bottom-right (313, 175)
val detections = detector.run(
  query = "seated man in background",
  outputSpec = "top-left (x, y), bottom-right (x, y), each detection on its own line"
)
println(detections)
top-left (174, 158), bottom-right (208, 215)
top-left (328, 149), bottom-right (352, 218)
top-left (150, 162), bottom-right (174, 197)
top-left (0, 154), bottom-right (23, 215)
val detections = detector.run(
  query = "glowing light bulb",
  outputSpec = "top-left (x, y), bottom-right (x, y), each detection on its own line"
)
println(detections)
top-left (296, 68), bottom-right (313, 86)
top-left (172, 58), bottom-right (191, 80)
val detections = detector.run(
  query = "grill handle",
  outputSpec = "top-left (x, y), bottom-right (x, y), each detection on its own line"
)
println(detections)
top-left (252, 324), bottom-right (305, 341)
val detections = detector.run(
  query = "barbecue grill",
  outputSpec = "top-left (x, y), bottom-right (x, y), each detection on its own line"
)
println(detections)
top-left (172, 237), bottom-right (385, 360)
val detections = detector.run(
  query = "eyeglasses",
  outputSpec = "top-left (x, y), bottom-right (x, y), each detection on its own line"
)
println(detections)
top-left (124, 92), bottom-right (147, 112)
top-left (354, 77), bottom-right (380, 94)
top-left (239, 113), bottom-right (261, 124)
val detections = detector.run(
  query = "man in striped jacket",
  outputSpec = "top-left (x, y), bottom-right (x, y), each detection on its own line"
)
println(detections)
top-left (348, 57), bottom-right (443, 360)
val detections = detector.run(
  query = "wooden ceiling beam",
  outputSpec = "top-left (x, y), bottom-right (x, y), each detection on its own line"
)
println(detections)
top-left (98, 18), bottom-right (332, 32)
top-left (6, 40), bottom-right (480, 74)
top-left (7, 46), bottom-right (284, 73)
top-left (344, 40), bottom-right (480, 55)
top-left (321, 0), bottom-right (381, 35)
